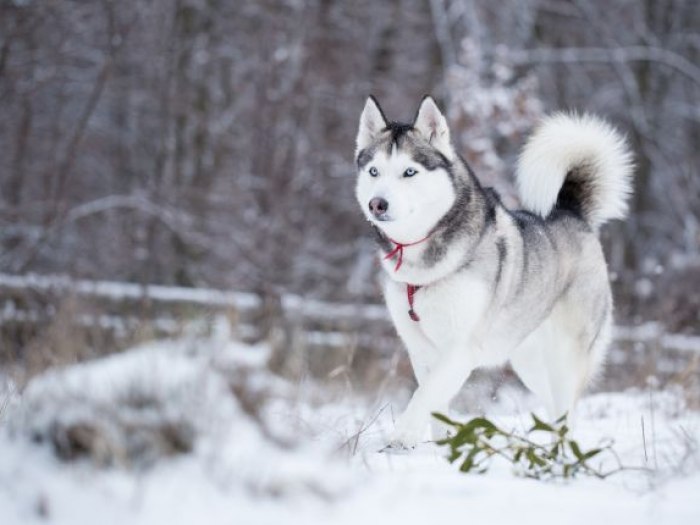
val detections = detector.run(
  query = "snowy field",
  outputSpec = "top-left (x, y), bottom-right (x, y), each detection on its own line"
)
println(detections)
top-left (0, 336), bottom-right (698, 525)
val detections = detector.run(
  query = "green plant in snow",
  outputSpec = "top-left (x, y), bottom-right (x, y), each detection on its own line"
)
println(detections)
top-left (433, 412), bottom-right (630, 480)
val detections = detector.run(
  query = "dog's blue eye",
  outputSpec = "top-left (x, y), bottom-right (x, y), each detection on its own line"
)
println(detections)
top-left (404, 168), bottom-right (417, 178)
top-left (369, 167), bottom-right (379, 177)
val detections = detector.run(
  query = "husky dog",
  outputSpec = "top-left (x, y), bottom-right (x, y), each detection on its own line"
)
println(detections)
top-left (354, 96), bottom-right (633, 448)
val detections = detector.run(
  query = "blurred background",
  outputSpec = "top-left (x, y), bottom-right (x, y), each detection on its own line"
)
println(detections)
top-left (0, 0), bottom-right (698, 392)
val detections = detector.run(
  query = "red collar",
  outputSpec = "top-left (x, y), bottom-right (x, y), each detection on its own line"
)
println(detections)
top-left (384, 235), bottom-right (431, 272)
top-left (406, 284), bottom-right (421, 322)
top-left (382, 235), bottom-right (430, 322)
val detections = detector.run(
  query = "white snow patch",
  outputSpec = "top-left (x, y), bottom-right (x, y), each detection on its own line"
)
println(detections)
top-left (0, 339), bottom-right (698, 524)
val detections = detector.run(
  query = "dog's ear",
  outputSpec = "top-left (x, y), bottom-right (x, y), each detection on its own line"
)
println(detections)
top-left (356, 96), bottom-right (387, 156)
top-left (413, 96), bottom-right (453, 159)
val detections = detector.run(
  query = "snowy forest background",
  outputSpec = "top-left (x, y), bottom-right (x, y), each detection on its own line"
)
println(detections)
top-left (0, 2), bottom-right (699, 523)
top-left (1, 0), bottom-right (698, 322)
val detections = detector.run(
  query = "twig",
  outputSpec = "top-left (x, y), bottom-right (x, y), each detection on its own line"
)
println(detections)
top-left (508, 46), bottom-right (700, 87)
top-left (338, 402), bottom-right (390, 456)
top-left (641, 415), bottom-right (648, 464)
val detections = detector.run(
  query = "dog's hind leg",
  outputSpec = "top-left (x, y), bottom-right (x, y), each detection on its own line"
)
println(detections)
top-left (512, 336), bottom-right (585, 423)
top-left (510, 319), bottom-right (558, 418)
top-left (541, 330), bottom-right (589, 422)
top-left (512, 299), bottom-right (611, 424)
top-left (546, 290), bottom-right (613, 421)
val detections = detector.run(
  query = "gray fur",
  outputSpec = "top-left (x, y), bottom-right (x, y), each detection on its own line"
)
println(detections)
top-left (354, 99), bottom-right (629, 445)
top-left (360, 121), bottom-right (609, 343)
top-left (365, 125), bottom-right (490, 271)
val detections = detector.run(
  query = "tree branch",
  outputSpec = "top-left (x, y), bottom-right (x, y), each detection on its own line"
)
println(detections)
top-left (508, 46), bottom-right (700, 86)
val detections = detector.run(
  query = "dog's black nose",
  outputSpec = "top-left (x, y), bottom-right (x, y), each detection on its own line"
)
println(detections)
top-left (369, 197), bottom-right (389, 217)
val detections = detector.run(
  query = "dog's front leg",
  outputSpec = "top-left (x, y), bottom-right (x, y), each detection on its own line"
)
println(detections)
top-left (390, 344), bottom-right (476, 448)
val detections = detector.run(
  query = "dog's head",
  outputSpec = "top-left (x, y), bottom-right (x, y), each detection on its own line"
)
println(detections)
top-left (354, 96), bottom-right (457, 242)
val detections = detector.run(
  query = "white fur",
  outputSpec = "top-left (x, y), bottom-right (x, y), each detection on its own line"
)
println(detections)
top-left (516, 113), bottom-right (634, 228)
top-left (384, 272), bottom-right (491, 445)
top-left (355, 149), bottom-right (456, 249)
top-left (386, 267), bottom-right (612, 447)
top-left (355, 101), bottom-right (624, 450)
top-left (510, 302), bottom-right (612, 420)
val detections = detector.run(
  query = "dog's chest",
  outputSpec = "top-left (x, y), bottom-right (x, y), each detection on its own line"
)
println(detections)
top-left (386, 272), bottom-right (491, 348)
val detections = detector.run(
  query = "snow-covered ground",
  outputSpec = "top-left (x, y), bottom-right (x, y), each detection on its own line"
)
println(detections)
top-left (0, 335), bottom-right (698, 525)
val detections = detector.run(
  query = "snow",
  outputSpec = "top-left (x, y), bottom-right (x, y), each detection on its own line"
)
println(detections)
top-left (614, 322), bottom-right (700, 353)
top-left (2, 272), bottom-right (699, 354)
top-left (0, 272), bottom-right (262, 310)
top-left (0, 337), bottom-right (698, 525)
top-left (0, 272), bottom-right (387, 322)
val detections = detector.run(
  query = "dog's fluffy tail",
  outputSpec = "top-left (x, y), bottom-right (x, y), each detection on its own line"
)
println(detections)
top-left (516, 113), bottom-right (633, 229)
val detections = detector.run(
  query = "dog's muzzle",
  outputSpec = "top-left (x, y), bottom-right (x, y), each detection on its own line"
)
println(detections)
top-left (369, 197), bottom-right (390, 221)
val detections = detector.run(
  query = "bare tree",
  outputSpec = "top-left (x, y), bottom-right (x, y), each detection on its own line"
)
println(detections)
top-left (0, 0), bottom-right (697, 329)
